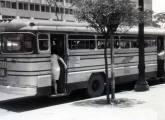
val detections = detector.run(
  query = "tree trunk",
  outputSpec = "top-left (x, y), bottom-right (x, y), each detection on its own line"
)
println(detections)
top-left (110, 35), bottom-right (115, 99)
top-left (104, 36), bottom-right (110, 104)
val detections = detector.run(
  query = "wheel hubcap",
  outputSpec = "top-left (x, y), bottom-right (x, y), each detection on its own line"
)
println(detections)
top-left (92, 80), bottom-right (100, 91)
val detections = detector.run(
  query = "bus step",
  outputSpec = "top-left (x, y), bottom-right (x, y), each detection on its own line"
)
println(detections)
top-left (50, 93), bottom-right (69, 98)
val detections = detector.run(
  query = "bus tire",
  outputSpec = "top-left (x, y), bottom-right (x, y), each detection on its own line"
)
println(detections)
top-left (86, 74), bottom-right (105, 97)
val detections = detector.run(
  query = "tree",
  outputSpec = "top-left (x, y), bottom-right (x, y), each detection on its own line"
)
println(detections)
top-left (153, 12), bottom-right (165, 28)
top-left (73, 0), bottom-right (150, 104)
top-left (154, 12), bottom-right (165, 23)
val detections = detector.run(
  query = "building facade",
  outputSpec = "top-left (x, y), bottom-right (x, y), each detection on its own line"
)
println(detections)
top-left (0, 0), bottom-right (152, 22)
top-left (0, 0), bottom-right (76, 21)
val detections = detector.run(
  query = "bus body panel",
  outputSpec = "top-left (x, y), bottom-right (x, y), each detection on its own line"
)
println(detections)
top-left (67, 48), bottom-right (158, 84)
top-left (0, 54), bottom-right (52, 96)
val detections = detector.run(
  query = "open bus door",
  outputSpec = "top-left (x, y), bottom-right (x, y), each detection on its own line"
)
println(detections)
top-left (50, 34), bottom-right (67, 94)
top-left (157, 36), bottom-right (164, 81)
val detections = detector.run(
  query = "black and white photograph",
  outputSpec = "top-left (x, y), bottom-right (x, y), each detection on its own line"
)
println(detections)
top-left (0, 0), bottom-right (165, 120)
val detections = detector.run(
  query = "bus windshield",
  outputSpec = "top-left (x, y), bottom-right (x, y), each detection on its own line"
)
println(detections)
top-left (1, 33), bottom-right (35, 53)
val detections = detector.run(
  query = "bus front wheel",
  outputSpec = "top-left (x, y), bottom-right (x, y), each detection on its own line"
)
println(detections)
top-left (86, 74), bottom-right (105, 97)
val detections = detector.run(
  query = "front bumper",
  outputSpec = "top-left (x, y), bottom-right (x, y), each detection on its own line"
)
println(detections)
top-left (0, 85), bottom-right (37, 96)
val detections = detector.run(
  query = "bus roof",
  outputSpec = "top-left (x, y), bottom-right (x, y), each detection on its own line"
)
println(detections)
top-left (0, 19), bottom-right (165, 36)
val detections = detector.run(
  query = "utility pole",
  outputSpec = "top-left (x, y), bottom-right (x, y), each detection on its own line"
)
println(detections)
top-left (134, 0), bottom-right (149, 91)
top-left (110, 35), bottom-right (115, 99)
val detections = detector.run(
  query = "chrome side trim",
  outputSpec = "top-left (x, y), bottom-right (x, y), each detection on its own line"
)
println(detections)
top-left (0, 85), bottom-right (36, 95)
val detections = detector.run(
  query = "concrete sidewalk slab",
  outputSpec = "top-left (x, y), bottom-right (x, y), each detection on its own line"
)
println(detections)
top-left (1, 84), bottom-right (165, 120)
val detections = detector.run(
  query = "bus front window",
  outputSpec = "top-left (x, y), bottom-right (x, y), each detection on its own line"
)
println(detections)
top-left (2, 33), bottom-right (35, 53)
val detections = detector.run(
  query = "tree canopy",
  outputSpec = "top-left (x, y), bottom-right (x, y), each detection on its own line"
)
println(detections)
top-left (154, 12), bottom-right (165, 23)
top-left (74, 0), bottom-right (140, 35)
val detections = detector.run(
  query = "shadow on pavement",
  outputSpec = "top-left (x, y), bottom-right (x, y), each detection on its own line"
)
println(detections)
top-left (73, 98), bottom-right (145, 108)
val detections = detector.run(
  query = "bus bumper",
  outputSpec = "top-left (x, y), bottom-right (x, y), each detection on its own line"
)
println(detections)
top-left (0, 85), bottom-right (37, 96)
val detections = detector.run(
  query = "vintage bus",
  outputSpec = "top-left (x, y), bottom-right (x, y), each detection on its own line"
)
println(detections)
top-left (0, 19), bottom-right (164, 98)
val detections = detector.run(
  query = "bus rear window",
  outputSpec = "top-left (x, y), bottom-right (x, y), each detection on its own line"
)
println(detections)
top-left (2, 33), bottom-right (35, 53)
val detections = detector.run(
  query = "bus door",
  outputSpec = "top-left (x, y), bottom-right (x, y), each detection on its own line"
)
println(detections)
top-left (157, 36), bottom-right (164, 80)
top-left (50, 34), bottom-right (66, 93)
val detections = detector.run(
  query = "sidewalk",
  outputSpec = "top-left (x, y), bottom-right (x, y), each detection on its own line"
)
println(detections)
top-left (1, 83), bottom-right (165, 120)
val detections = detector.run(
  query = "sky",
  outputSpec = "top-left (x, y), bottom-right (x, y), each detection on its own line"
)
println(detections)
top-left (153, 0), bottom-right (165, 13)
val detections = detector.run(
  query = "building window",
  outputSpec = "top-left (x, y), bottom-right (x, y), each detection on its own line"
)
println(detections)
top-left (24, 3), bottom-right (28, 10)
top-left (12, 2), bottom-right (17, 9)
top-left (35, 5), bottom-right (40, 11)
top-left (51, 7), bottom-right (55, 12)
top-left (6, 1), bottom-right (11, 8)
top-left (20, 16), bottom-right (30, 19)
top-left (0, 1), bottom-right (5, 8)
top-left (56, 0), bottom-right (63, 2)
top-left (65, 8), bottom-right (69, 14)
top-left (66, 0), bottom-right (70, 3)
top-left (2, 15), bottom-right (15, 19)
top-left (66, 0), bottom-right (73, 3)
top-left (19, 3), bottom-right (23, 10)
top-left (60, 8), bottom-right (64, 14)
top-left (70, 9), bottom-right (73, 14)
top-left (30, 4), bottom-right (34, 11)
top-left (41, 5), bottom-right (45, 12)
top-left (56, 7), bottom-right (60, 13)
top-left (46, 6), bottom-right (50, 12)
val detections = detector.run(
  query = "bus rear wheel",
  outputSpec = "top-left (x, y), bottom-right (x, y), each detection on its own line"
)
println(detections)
top-left (86, 74), bottom-right (105, 97)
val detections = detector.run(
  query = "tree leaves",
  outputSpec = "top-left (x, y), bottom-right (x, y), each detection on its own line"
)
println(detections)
top-left (74, 0), bottom-right (151, 35)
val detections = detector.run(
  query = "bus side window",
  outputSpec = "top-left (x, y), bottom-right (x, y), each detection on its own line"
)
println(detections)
top-left (125, 42), bottom-right (130, 48)
top-left (114, 40), bottom-right (119, 49)
top-left (68, 35), bottom-right (95, 50)
top-left (131, 41), bottom-right (138, 48)
top-left (120, 36), bottom-right (138, 49)
top-left (144, 37), bottom-right (157, 48)
top-left (39, 40), bottom-right (48, 50)
top-left (38, 34), bottom-right (49, 51)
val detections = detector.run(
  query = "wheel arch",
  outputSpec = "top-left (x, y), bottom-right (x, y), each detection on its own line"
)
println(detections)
top-left (90, 72), bottom-right (106, 83)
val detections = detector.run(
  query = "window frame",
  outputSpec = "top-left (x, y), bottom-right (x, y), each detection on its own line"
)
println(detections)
top-left (18, 2), bottom-right (23, 10)
top-left (68, 34), bottom-right (96, 51)
top-left (24, 3), bottom-right (29, 10)
top-left (1, 32), bottom-right (36, 54)
top-left (30, 4), bottom-right (35, 11)
top-left (41, 5), bottom-right (46, 12)
top-left (35, 4), bottom-right (40, 11)
top-left (12, 2), bottom-right (17, 9)
top-left (144, 36), bottom-right (157, 48)
top-left (37, 33), bottom-right (50, 53)
top-left (6, 1), bottom-right (11, 8)
top-left (0, 1), bottom-right (5, 8)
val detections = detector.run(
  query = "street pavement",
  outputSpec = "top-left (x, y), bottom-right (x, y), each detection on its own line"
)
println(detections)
top-left (0, 83), bottom-right (165, 120)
